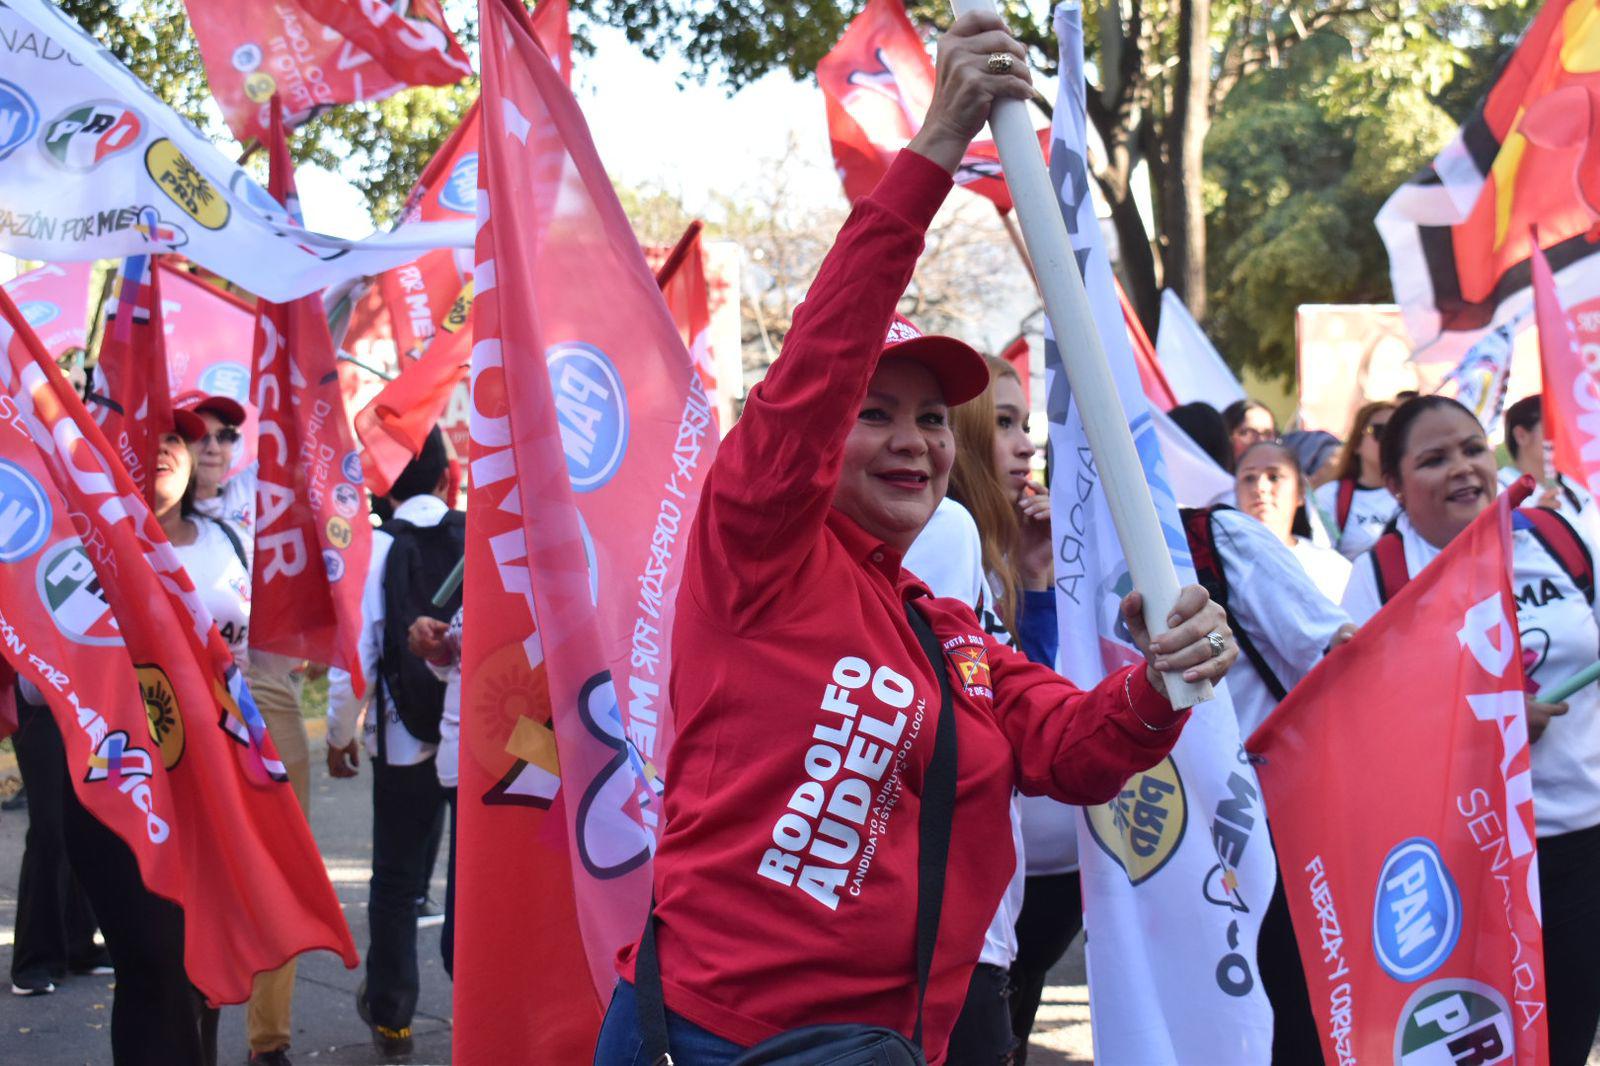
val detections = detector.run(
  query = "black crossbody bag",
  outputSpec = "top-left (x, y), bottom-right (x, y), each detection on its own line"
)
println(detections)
top-left (632, 599), bottom-right (959, 1066)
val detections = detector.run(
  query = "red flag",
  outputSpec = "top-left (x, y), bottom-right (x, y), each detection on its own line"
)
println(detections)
top-left (2, 263), bottom-right (92, 360)
top-left (1248, 484), bottom-right (1547, 1065)
top-left (183, 0), bottom-right (469, 144)
top-left (1379, 0), bottom-right (1600, 345)
top-left (158, 261), bottom-right (259, 478)
top-left (293, 0), bottom-right (471, 85)
top-left (654, 221), bottom-right (722, 430)
top-left (1534, 237), bottom-right (1600, 500)
top-left (355, 281), bottom-right (472, 495)
top-left (89, 256), bottom-right (175, 504)
top-left (816, 0), bottom-right (1044, 210)
top-left (1118, 280), bottom-right (1178, 411)
top-left (0, 287), bottom-right (359, 1004)
top-left (999, 335), bottom-right (1030, 408)
top-left (456, 0), bottom-right (718, 1058)
top-left (248, 101), bottom-right (372, 692)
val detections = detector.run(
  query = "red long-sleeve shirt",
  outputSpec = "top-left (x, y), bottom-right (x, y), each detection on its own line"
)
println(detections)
top-left (616, 149), bottom-right (1186, 1063)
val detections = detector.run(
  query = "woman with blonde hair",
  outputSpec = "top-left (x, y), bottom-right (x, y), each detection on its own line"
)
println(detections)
top-left (1312, 400), bottom-right (1398, 560)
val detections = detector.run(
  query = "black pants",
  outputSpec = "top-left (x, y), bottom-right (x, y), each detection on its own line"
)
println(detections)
top-left (1257, 866), bottom-right (1322, 1065)
top-left (1541, 822), bottom-right (1600, 1066)
top-left (11, 698), bottom-right (100, 984)
top-left (442, 787), bottom-right (457, 977)
top-left (1006, 872), bottom-right (1082, 1064)
top-left (58, 745), bottom-right (214, 1065)
top-left (948, 962), bottom-right (1018, 1064)
top-left (365, 756), bottom-right (448, 1031)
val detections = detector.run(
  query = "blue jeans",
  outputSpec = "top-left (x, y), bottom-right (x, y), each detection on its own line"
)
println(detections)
top-left (594, 979), bottom-right (745, 1065)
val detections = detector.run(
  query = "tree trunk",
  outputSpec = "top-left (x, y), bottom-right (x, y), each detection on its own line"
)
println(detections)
top-left (1162, 0), bottom-right (1211, 324)
top-left (1107, 195), bottom-right (1161, 334)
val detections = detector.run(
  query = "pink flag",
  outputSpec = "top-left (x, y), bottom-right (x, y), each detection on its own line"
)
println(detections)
top-left (1533, 236), bottom-right (1599, 498)
top-left (159, 261), bottom-right (258, 477)
top-left (456, 0), bottom-right (718, 1057)
top-left (2, 263), bottom-right (92, 360)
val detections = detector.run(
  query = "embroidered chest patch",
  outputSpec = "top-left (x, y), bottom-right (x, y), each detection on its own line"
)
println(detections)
top-left (941, 634), bottom-right (993, 700)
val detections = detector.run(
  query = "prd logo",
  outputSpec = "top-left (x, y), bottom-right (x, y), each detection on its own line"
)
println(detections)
top-left (0, 460), bottom-right (53, 563)
top-left (146, 139), bottom-right (231, 230)
top-left (1085, 756), bottom-right (1186, 885)
top-left (0, 79), bottom-right (39, 162)
top-left (40, 102), bottom-right (142, 172)
top-left (437, 152), bottom-right (479, 215)
top-left (37, 542), bottom-right (122, 646)
top-left (137, 663), bottom-right (184, 770)
top-left (546, 342), bottom-right (630, 492)
top-left (1395, 979), bottom-right (1514, 1066)
top-left (1374, 838), bottom-right (1462, 982)
top-left (19, 301), bottom-right (59, 328)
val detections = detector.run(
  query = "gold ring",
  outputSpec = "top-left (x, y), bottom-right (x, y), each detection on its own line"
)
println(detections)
top-left (986, 52), bottom-right (1014, 75)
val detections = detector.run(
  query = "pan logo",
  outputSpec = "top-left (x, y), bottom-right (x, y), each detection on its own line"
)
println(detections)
top-left (436, 152), bottom-right (478, 215)
top-left (547, 342), bottom-right (629, 492)
top-left (37, 542), bottom-right (122, 646)
top-left (19, 301), bottom-right (60, 328)
top-left (1394, 979), bottom-right (1514, 1066)
top-left (0, 460), bottom-right (53, 563)
top-left (1374, 838), bottom-right (1462, 982)
top-left (198, 361), bottom-right (251, 403)
top-left (0, 79), bottom-right (39, 162)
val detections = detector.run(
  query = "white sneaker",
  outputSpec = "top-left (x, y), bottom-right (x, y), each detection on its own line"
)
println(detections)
top-left (11, 979), bottom-right (55, 996)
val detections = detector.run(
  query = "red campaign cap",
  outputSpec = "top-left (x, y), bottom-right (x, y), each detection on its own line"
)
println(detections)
top-left (174, 389), bottom-right (247, 426)
top-left (172, 408), bottom-right (207, 443)
top-left (879, 313), bottom-right (989, 406)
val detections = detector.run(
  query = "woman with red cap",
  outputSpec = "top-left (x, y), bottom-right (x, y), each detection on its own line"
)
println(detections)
top-left (594, 13), bottom-right (1237, 1065)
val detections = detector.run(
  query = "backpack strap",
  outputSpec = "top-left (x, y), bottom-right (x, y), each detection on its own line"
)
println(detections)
top-left (206, 516), bottom-right (248, 572)
top-left (1180, 506), bottom-right (1287, 703)
top-left (1370, 527), bottom-right (1411, 606)
top-left (1336, 477), bottom-right (1357, 530)
top-left (1515, 507), bottom-right (1595, 605)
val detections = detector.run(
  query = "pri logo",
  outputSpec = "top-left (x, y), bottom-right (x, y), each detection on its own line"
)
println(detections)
top-left (1394, 979), bottom-right (1514, 1066)
top-left (332, 482), bottom-right (361, 519)
top-left (37, 542), bottom-right (122, 646)
top-left (1374, 837), bottom-right (1463, 983)
top-left (198, 360), bottom-right (252, 403)
top-left (546, 342), bottom-right (630, 492)
top-left (40, 102), bottom-right (142, 172)
top-left (231, 43), bottom-right (263, 73)
top-left (137, 663), bottom-right (185, 770)
top-left (1085, 756), bottom-right (1186, 885)
top-left (19, 301), bottom-right (59, 328)
top-left (0, 460), bottom-right (53, 563)
top-left (0, 79), bottom-right (40, 162)
top-left (146, 139), bottom-right (231, 231)
top-left (436, 152), bottom-right (479, 215)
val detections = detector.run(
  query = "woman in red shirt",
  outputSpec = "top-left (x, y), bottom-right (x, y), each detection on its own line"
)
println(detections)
top-left (598, 13), bottom-right (1237, 1065)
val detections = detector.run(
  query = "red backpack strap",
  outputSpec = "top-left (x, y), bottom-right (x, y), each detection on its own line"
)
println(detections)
top-left (1371, 529), bottom-right (1411, 606)
top-left (1182, 506), bottom-right (1219, 586)
top-left (1336, 477), bottom-right (1357, 529)
top-left (1515, 507), bottom-right (1595, 604)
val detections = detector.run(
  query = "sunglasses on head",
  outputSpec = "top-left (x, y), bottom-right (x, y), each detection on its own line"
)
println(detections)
top-left (199, 427), bottom-right (241, 446)
top-left (1365, 420), bottom-right (1390, 439)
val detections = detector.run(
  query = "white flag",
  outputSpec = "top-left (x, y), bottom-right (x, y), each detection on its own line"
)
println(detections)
top-left (1440, 313), bottom-right (1523, 436)
top-left (1155, 289), bottom-right (1246, 411)
top-left (1047, 5), bottom-right (1274, 1060)
top-left (0, 0), bottom-right (471, 302)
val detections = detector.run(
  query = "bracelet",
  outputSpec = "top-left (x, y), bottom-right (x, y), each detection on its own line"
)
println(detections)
top-left (1126, 669), bottom-right (1180, 732)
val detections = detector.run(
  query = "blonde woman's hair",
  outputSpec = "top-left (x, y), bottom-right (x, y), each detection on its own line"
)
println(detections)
top-left (947, 355), bottom-right (1025, 640)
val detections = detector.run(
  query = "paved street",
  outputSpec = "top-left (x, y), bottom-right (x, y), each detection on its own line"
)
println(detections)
top-left (0, 728), bottom-right (1092, 1065)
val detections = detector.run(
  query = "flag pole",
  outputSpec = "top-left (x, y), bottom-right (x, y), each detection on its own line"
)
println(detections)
top-left (995, 206), bottom-right (1039, 293)
top-left (949, 0), bottom-right (1211, 706)
top-left (653, 219), bottom-right (705, 290)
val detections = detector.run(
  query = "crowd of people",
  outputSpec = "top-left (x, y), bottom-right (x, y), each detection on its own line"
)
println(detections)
top-left (4, 11), bottom-right (1599, 1066)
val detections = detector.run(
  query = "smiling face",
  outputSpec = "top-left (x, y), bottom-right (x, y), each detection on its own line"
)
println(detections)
top-left (190, 410), bottom-right (235, 496)
top-left (1235, 444), bottom-right (1302, 545)
top-left (832, 358), bottom-right (954, 551)
top-left (1388, 405), bottom-right (1498, 549)
top-left (989, 373), bottom-right (1035, 503)
top-left (153, 432), bottom-right (194, 517)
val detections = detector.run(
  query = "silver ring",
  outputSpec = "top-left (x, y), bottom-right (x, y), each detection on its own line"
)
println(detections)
top-left (986, 52), bottom-right (1014, 75)
top-left (1207, 632), bottom-right (1226, 659)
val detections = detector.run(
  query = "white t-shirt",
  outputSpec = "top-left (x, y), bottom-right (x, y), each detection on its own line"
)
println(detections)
top-left (173, 517), bottom-right (251, 667)
top-left (1289, 536), bottom-right (1354, 603)
top-left (1344, 512), bottom-right (1600, 837)
top-left (904, 498), bottom-right (1025, 969)
top-left (428, 607), bottom-right (464, 789)
top-left (194, 462), bottom-right (257, 541)
top-left (1313, 479), bottom-right (1399, 561)
top-left (1204, 508), bottom-right (1352, 740)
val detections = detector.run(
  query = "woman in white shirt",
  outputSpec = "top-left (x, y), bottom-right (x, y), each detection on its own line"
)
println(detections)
top-left (1236, 441), bottom-right (1352, 602)
top-left (1343, 395), bottom-right (1600, 1065)
top-left (1312, 400), bottom-right (1399, 560)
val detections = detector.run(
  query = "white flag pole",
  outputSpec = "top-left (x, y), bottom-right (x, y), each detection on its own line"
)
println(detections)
top-left (949, 0), bottom-right (1211, 707)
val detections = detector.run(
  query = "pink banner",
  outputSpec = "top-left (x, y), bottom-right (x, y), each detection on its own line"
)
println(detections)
top-left (2, 263), bottom-right (91, 360)
top-left (159, 262), bottom-right (258, 476)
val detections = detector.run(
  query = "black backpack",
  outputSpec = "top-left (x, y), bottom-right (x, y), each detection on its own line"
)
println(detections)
top-left (377, 510), bottom-right (466, 745)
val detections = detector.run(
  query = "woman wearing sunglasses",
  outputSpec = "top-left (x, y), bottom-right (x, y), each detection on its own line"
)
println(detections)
top-left (177, 391), bottom-right (254, 534)
top-left (1312, 400), bottom-right (1398, 560)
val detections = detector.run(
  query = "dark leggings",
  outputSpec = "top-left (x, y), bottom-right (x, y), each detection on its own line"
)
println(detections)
top-left (59, 758), bottom-right (216, 1066)
top-left (1540, 822), bottom-right (1600, 1066)
top-left (1006, 872), bottom-right (1082, 1064)
top-left (1257, 865), bottom-right (1322, 1064)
